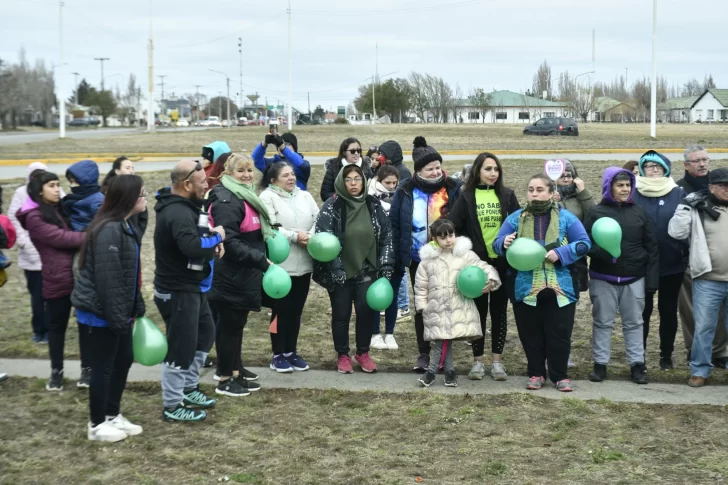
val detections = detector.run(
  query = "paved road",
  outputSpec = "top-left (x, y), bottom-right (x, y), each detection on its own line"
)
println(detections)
top-left (0, 127), bottom-right (213, 146)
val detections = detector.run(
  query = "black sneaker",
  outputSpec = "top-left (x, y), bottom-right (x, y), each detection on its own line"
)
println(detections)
top-left (203, 356), bottom-right (214, 368)
top-left (77, 367), bottom-right (91, 389)
top-left (46, 369), bottom-right (64, 391)
top-left (659, 356), bottom-right (674, 370)
top-left (444, 371), bottom-right (458, 387)
top-left (215, 376), bottom-right (250, 397)
top-left (240, 366), bottom-right (259, 381)
top-left (413, 353), bottom-right (430, 373)
top-left (182, 387), bottom-right (217, 409)
top-left (162, 403), bottom-right (207, 422)
top-left (631, 362), bottom-right (649, 384)
top-left (712, 357), bottom-right (728, 370)
top-left (589, 363), bottom-right (607, 382)
top-left (241, 377), bottom-right (261, 392)
top-left (418, 371), bottom-right (436, 387)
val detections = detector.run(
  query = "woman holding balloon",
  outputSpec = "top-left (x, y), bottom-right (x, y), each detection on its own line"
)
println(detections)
top-left (313, 164), bottom-right (394, 374)
top-left (493, 173), bottom-right (591, 392)
top-left (71, 174), bottom-right (147, 442)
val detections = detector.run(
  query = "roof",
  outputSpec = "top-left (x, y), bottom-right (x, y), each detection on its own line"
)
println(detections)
top-left (593, 96), bottom-right (634, 112)
top-left (657, 95), bottom-right (699, 111)
top-left (455, 90), bottom-right (568, 108)
top-left (694, 88), bottom-right (728, 107)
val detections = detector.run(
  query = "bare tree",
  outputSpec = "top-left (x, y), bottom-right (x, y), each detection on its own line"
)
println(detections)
top-left (569, 83), bottom-right (596, 123)
top-left (468, 88), bottom-right (492, 124)
top-left (407, 72), bottom-right (430, 123)
top-left (532, 60), bottom-right (552, 99)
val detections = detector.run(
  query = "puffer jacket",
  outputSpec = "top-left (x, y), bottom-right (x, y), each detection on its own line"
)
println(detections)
top-left (560, 189), bottom-right (596, 222)
top-left (71, 221), bottom-right (145, 333)
top-left (62, 159), bottom-right (104, 231)
top-left (320, 156), bottom-right (373, 202)
top-left (312, 194), bottom-right (394, 291)
top-left (414, 237), bottom-right (501, 341)
top-left (668, 190), bottom-right (719, 279)
top-left (260, 186), bottom-right (319, 276)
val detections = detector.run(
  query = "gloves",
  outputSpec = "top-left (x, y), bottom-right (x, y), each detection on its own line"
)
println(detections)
top-left (378, 265), bottom-right (394, 281)
top-left (272, 134), bottom-right (284, 148)
top-left (332, 270), bottom-right (346, 285)
top-left (264, 134), bottom-right (275, 146)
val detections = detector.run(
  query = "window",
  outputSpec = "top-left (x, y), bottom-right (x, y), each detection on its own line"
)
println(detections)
top-left (495, 112), bottom-right (507, 120)
top-left (468, 112), bottom-right (480, 120)
top-left (518, 112), bottom-right (530, 120)
top-left (695, 109), bottom-right (703, 120)
top-left (707, 109), bottom-right (714, 120)
top-left (535, 119), bottom-right (544, 126)
top-left (544, 111), bottom-right (555, 118)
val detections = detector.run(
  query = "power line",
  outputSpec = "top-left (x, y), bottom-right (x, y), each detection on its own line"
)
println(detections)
top-left (296, 0), bottom-right (481, 17)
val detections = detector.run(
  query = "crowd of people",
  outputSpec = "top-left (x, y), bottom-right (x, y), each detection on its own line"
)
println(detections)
top-left (1, 137), bottom-right (727, 443)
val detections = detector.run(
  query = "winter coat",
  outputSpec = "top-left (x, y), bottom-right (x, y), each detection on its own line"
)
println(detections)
top-left (252, 144), bottom-right (311, 191)
top-left (260, 186), bottom-right (319, 276)
top-left (668, 190), bottom-right (719, 279)
top-left (559, 189), bottom-right (596, 222)
top-left (367, 179), bottom-right (395, 214)
top-left (206, 185), bottom-right (270, 311)
top-left (0, 215), bottom-right (15, 249)
top-left (16, 198), bottom-right (86, 299)
top-left (414, 237), bottom-right (501, 341)
top-left (320, 157), bottom-right (374, 202)
top-left (390, 177), bottom-right (462, 272)
top-left (312, 194), bottom-right (394, 291)
top-left (582, 167), bottom-right (659, 292)
top-left (377, 140), bottom-right (412, 182)
top-left (62, 159), bottom-right (104, 231)
top-left (71, 221), bottom-right (145, 333)
top-left (676, 171), bottom-right (710, 195)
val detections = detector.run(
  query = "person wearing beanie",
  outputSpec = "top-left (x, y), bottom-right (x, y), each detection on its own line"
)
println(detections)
top-left (632, 150), bottom-right (687, 370)
top-left (62, 160), bottom-right (105, 232)
top-left (378, 140), bottom-right (412, 182)
top-left (668, 167), bottom-right (728, 388)
top-left (389, 136), bottom-right (462, 372)
top-left (201, 141), bottom-right (232, 189)
top-left (252, 132), bottom-right (311, 190)
top-left (320, 137), bottom-right (374, 202)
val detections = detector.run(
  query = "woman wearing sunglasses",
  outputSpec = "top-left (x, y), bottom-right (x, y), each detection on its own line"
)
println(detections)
top-left (320, 137), bottom-right (374, 202)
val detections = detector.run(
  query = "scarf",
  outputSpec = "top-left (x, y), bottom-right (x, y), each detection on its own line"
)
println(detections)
top-left (518, 200), bottom-right (561, 250)
top-left (334, 167), bottom-right (377, 279)
top-left (636, 176), bottom-right (677, 197)
top-left (683, 171), bottom-right (709, 193)
top-left (220, 174), bottom-right (273, 239)
top-left (413, 173), bottom-right (446, 194)
top-left (557, 183), bottom-right (578, 200)
top-left (270, 184), bottom-right (295, 200)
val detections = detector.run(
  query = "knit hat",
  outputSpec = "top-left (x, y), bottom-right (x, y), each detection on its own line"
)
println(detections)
top-left (563, 160), bottom-right (579, 178)
top-left (282, 133), bottom-right (298, 152)
top-left (638, 150), bottom-right (671, 177)
top-left (412, 136), bottom-right (442, 172)
top-left (709, 167), bottom-right (728, 184)
top-left (378, 140), bottom-right (403, 165)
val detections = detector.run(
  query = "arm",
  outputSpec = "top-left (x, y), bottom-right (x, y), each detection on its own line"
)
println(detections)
top-left (492, 215), bottom-right (519, 257)
top-left (131, 209), bottom-right (149, 237)
top-left (668, 204), bottom-right (692, 241)
top-left (413, 262), bottom-right (429, 312)
top-left (314, 201), bottom-right (344, 281)
top-left (280, 147), bottom-right (304, 168)
top-left (25, 212), bottom-right (86, 249)
top-left (553, 215), bottom-right (592, 266)
top-left (93, 227), bottom-right (129, 331)
top-left (210, 199), bottom-right (268, 271)
top-left (167, 211), bottom-right (222, 260)
top-left (252, 143), bottom-right (274, 173)
top-left (390, 188), bottom-right (403, 269)
top-left (375, 203), bottom-right (394, 272)
top-left (576, 188), bottom-right (596, 216)
top-left (320, 163), bottom-right (336, 202)
top-left (642, 212), bottom-right (660, 292)
top-left (8, 189), bottom-right (29, 249)
top-left (465, 250), bottom-right (502, 291)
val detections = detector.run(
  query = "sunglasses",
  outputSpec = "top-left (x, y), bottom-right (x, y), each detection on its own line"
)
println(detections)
top-left (184, 161), bottom-right (203, 181)
top-left (346, 149), bottom-right (363, 155)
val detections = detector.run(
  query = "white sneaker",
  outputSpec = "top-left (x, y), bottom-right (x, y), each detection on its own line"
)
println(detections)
top-left (105, 414), bottom-right (143, 436)
top-left (88, 421), bottom-right (128, 442)
top-left (567, 356), bottom-right (576, 368)
top-left (370, 334), bottom-right (387, 350)
top-left (396, 308), bottom-right (411, 321)
top-left (490, 362), bottom-right (508, 381)
top-left (383, 334), bottom-right (399, 350)
top-left (213, 374), bottom-right (221, 381)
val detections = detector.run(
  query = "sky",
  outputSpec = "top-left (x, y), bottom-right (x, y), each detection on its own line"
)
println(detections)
top-left (2, 0), bottom-right (726, 113)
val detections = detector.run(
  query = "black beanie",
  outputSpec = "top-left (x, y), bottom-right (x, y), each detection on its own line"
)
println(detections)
top-left (281, 133), bottom-right (298, 152)
top-left (201, 146), bottom-right (214, 163)
top-left (378, 140), bottom-right (403, 164)
top-left (412, 136), bottom-right (442, 172)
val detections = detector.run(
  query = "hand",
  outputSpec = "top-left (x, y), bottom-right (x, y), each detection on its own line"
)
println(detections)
top-left (264, 134), bottom-right (275, 147)
top-left (272, 134), bottom-right (284, 148)
top-left (215, 243), bottom-right (225, 259)
top-left (481, 280), bottom-right (493, 294)
top-left (210, 225), bottom-right (226, 241)
top-left (332, 270), bottom-right (346, 285)
top-left (545, 250), bottom-right (560, 263)
top-left (378, 266), bottom-right (394, 281)
top-left (553, 192), bottom-right (562, 202)
top-left (503, 232), bottom-right (517, 250)
top-left (574, 178), bottom-right (585, 193)
top-left (297, 232), bottom-right (310, 246)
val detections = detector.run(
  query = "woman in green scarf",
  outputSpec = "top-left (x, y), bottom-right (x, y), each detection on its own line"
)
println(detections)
top-left (313, 164), bottom-right (394, 375)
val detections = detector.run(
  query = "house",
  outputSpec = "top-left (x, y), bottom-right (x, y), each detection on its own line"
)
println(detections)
top-left (450, 90), bottom-right (570, 124)
top-left (589, 97), bottom-right (637, 123)
top-left (691, 88), bottom-right (728, 123)
top-left (657, 96), bottom-right (699, 123)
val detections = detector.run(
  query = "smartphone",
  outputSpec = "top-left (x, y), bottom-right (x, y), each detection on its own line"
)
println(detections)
top-left (269, 123), bottom-right (278, 134)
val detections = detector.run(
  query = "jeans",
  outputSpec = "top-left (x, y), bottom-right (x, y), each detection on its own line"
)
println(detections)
top-left (397, 277), bottom-right (410, 310)
top-left (428, 340), bottom-right (454, 373)
top-left (643, 272), bottom-right (684, 358)
top-left (384, 262), bottom-right (430, 354)
top-left (213, 302), bottom-right (249, 377)
top-left (25, 270), bottom-right (47, 337)
top-left (679, 271), bottom-right (728, 358)
top-left (373, 276), bottom-right (410, 335)
top-left (590, 278), bottom-right (646, 365)
top-left (690, 279), bottom-right (728, 378)
top-left (46, 296), bottom-right (90, 371)
top-left (330, 274), bottom-right (375, 355)
top-left (88, 326), bottom-right (133, 426)
top-left (270, 274), bottom-right (311, 355)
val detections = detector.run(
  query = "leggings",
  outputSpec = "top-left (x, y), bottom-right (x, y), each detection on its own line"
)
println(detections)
top-left (46, 296), bottom-right (90, 371)
top-left (88, 326), bottom-right (133, 426)
top-left (212, 302), bottom-right (249, 377)
top-left (471, 287), bottom-right (509, 357)
top-left (643, 272), bottom-right (684, 358)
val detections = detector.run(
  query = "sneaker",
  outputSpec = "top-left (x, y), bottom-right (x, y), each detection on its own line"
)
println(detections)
top-left (383, 334), bottom-right (399, 350)
top-left (270, 355), bottom-right (294, 373)
top-left (215, 376), bottom-right (251, 397)
top-left (555, 379), bottom-right (574, 392)
top-left (46, 369), bottom-right (63, 391)
top-left (162, 403), bottom-right (207, 422)
top-left (337, 354), bottom-right (353, 374)
top-left (712, 357), bottom-right (728, 370)
top-left (0, 373), bottom-right (7, 383)
top-left (203, 356), bottom-right (214, 368)
top-left (242, 378), bottom-right (261, 392)
top-left (105, 414), bottom-right (143, 436)
top-left (688, 375), bottom-right (706, 388)
top-left (240, 367), bottom-right (259, 381)
top-left (567, 357), bottom-right (576, 368)
top-left (31, 334), bottom-right (43, 343)
top-left (370, 334), bottom-right (387, 350)
top-left (77, 367), bottom-right (91, 389)
top-left (396, 308), bottom-right (411, 321)
top-left (631, 362), bottom-right (648, 385)
top-left (213, 374), bottom-right (221, 381)
top-left (490, 362), bottom-right (508, 381)
top-left (418, 371), bottom-right (436, 387)
top-left (659, 356), bottom-right (674, 370)
top-left (526, 376), bottom-right (545, 390)
top-left (183, 387), bottom-right (217, 409)
top-left (354, 352), bottom-right (377, 373)
top-left (38, 334), bottom-right (48, 344)
top-left (88, 421), bottom-right (127, 442)
top-left (413, 353), bottom-right (430, 373)
top-left (444, 370), bottom-right (458, 387)
top-left (468, 361), bottom-right (486, 380)
top-left (285, 353), bottom-right (310, 371)
top-left (589, 363), bottom-right (607, 382)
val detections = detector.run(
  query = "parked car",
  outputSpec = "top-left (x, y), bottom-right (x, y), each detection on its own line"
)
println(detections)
top-left (69, 118), bottom-right (91, 127)
top-left (237, 117), bottom-right (248, 126)
top-left (523, 117), bottom-right (579, 136)
top-left (207, 116), bottom-right (222, 127)
top-left (176, 119), bottom-right (189, 127)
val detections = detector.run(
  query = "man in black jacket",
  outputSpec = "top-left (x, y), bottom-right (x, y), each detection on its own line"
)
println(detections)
top-left (154, 160), bottom-right (226, 423)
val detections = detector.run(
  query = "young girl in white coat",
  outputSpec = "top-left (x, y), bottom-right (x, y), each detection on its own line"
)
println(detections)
top-left (414, 219), bottom-right (501, 387)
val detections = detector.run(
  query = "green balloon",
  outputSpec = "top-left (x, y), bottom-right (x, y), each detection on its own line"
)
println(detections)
top-left (457, 265), bottom-right (487, 299)
top-left (263, 264), bottom-right (292, 299)
top-left (308, 232), bottom-right (341, 262)
top-left (506, 237), bottom-right (547, 272)
top-left (266, 230), bottom-right (290, 264)
top-left (592, 217), bottom-right (622, 259)
top-left (133, 316), bottom-right (168, 366)
top-left (366, 277), bottom-right (394, 311)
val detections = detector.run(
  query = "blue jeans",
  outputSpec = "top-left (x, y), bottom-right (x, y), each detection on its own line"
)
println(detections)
top-left (397, 277), bottom-right (410, 310)
top-left (690, 279), bottom-right (728, 378)
top-left (372, 273), bottom-right (411, 335)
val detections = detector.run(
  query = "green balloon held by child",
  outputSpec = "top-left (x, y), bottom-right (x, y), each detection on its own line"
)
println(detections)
top-left (456, 266), bottom-right (487, 299)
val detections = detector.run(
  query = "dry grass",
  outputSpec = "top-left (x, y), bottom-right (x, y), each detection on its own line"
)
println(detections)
top-left (1, 123), bottom-right (728, 158)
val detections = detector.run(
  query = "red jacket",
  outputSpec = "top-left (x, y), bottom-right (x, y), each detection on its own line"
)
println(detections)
top-left (16, 198), bottom-right (86, 299)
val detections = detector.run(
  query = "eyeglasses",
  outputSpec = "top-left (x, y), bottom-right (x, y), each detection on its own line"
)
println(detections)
top-left (344, 177), bottom-right (363, 183)
top-left (642, 163), bottom-right (663, 172)
top-left (689, 157), bottom-right (710, 164)
top-left (346, 149), bottom-right (362, 155)
top-left (184, 162), bottom-right (203, 181)
top-left (559, 173), bottom-right (574, 180)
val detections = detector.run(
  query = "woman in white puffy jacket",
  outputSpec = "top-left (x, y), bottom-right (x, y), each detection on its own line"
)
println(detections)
top-left (260, 162), bottom-right (320, 373)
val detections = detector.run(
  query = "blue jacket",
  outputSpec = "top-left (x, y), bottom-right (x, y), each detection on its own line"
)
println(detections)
top-left (62, 159), bottom-right (104, 231)
top-left (252, 143), bottom-right (311, 190)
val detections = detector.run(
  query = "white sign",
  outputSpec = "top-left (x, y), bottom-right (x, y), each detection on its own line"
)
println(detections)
top-left (544, 159), bottom-right (566, 181)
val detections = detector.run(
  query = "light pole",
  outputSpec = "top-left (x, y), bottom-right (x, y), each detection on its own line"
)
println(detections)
top-left (650, 0), bottom-right (658, 138)
top-left (147, 0), bottom-right (154, 132)
top-left (287, 0), bottom-right (292, 130)
top-left (209, 69), bottom-right (231, 125)
top-left (71, 71), bottom-right (79, 105)
top-left (58, 0), bottom-right (65, 138)
top-left (238, 37), bottom-right (243, 113)
top-left (94, 57), bottom-right (110, 91)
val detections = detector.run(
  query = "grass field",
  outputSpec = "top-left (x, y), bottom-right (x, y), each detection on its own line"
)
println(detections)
top-left (1, 123), bottom-right (728, 158)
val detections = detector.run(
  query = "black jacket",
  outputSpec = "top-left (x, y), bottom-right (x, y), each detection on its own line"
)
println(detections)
top-left (153, 188), bottom-right (221, 293)
top-left (205, 185), bottom-right (270, 311)
top-left (71, 221), bottom-right (145, 334)
top-left (312, 194), bottom-right (394, 291)
top-left (320, 157), bottom-right (374, 202)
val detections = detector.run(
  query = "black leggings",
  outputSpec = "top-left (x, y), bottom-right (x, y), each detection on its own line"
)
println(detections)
top-left (270, 274), bottom-right (311, 355)
top-left (46, 296), bottom-right (90, 371)
top-left (88, 326), bottom-right (133, 426)
top-left (329, 276), bottom-right (375, 355)
top-left (405, 261), bottom-right (429, 355)
top-left (643, 272), bottom-right (684, 358)
top-left (212, 301), bottom-right (249, 377)
top-left (471, 287), bottom-right (509, 357)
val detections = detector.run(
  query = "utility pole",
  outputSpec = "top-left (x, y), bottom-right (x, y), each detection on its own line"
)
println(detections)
top-left (71, 72), bottom-right (79, 105)
top-left (650, 0), bottom-right (657, 138)
top-left (287, 0), bottom-right (292, 130)
top-left (194, 85), bottom-right (202, 122)
top-left (137, 87), bottom-right (142, 126)
top-left (209, 70), bottom-right (230, 125)
top-left (218, 92), bottom-right (222, 118)
top-left (307, 92), bottom-right (311, 118)
top-left (94, 57), bottom-right (110, 91)
top-left (157, 75), bottom-right (166, 102)
top-left (58, 0), bottom-right (65, 138)
top-left (238, 37), bottom-right (243, 111)
top-left (147, 0), bottom-right (154, 132)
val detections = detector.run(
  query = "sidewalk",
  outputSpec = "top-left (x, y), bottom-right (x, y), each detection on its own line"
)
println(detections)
top-left (3, 358), bottom-right (726, 406)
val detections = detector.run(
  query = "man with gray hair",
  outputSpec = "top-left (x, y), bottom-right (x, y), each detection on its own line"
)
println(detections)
top-left (676, 145), bottom-right (728, 369)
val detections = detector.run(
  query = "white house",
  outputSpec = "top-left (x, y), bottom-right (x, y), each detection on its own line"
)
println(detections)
top-left (691, 89), bottom-right (728, 123)
top-left (451, 90), bottom-right (570, 124)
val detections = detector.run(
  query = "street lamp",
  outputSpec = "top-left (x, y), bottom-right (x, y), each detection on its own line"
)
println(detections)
top-left (209, 69), bottom-right (231, 126)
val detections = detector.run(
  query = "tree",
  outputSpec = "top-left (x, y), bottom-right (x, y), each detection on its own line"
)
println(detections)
top-left (468, 88), bottom-right (492, 123)
top-left (353, 78), bottom-right (412, 123)
top-left (407, 72), bottom-right (430, 122)
top-left (69, 79), bottom-right (91, 106)
top-left (86, 88), bottom-right (117, 126)
top-left (568, 83), bottom-right (596, 123)
top-left (681, 78), bottom-right (704, 97)
top-left (312, 105), bottom-right (325, 121)
top-left (703, 73), bottom-right (716, 91)
top-left (207, 96), bottom-right (238, 118)
top-left (532, 60), bottom-right (552, 99)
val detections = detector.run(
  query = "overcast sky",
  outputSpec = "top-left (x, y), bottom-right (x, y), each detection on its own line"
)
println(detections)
top-left (2, 0), bottom-right (726, 111)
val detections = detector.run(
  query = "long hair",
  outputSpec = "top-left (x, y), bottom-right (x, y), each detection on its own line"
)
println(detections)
top-left (429, 219), bottom-right (455, 242)
top-left (337, 137), bottom-right (362, 161)
top-left (79, 174), bottom-right (144, 268)
top-left (27, 170), bottom-right (66, 228)
top-left (101, 156), bottom-right (129, 193)
top-left (376, 164), bottom-right (399, 183)
top-left (207, 152), bottom-right (231, 187)
top-left (262, 161), bottom-right (293, 189)
top-left (463, 152), bottom-right (509, 222)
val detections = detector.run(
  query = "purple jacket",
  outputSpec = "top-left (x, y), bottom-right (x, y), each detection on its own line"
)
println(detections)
top-left (16, 198), bottom-right (86, 299)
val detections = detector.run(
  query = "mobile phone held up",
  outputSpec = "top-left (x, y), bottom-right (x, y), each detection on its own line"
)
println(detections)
top-left (269, 123), bottom-right (278, 134)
